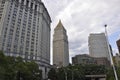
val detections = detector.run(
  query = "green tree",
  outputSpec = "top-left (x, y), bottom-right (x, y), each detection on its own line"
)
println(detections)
top-left (67, 64), bottom-right (85, 80)
top-left (0, 51), bottom-right (42, 80)
top-left (48, 68), bottom-right (57, 80)
top-left (25, 61), bottom-right (42, 80)
top-left (116, 67), bottom-right (120, 80)
top-left (83, 64), bottom-right (106, 75)
top-left (48, 64), bottom-right (107, 80)
top-left (15, 59), bottom-right (42, 80)
top-left (106, 67), bottom-right (114, 80)
top-left (57, 67), bottom-right (67, 80)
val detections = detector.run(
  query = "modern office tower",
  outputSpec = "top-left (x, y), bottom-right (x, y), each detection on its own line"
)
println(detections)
top-left (0, 0), bottom-right (51, 78)
top-left (88, 33), bottom-right (110, 61)
top-left (53, 20), bottom-right (69, 67)
top-left (116, 39), bottom-right (120, 54)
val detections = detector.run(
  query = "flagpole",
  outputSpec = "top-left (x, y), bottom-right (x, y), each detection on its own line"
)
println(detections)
top-left (104, 24), bottom-right (118, 80)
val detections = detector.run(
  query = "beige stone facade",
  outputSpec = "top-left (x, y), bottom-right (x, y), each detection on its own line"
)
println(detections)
top-left (53, 20), bottom-right (69, 67)
top-left (88, 33), bottom-right (110, 61)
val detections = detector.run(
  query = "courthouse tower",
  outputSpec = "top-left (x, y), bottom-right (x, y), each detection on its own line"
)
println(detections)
top-left (53, 20), bottom-right (69, 67)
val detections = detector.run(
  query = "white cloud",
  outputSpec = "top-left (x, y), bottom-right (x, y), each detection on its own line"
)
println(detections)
top-left (43, 0), bottom-right (120, 63)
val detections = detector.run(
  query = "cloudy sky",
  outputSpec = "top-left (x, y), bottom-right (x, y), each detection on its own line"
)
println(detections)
top-left (42, 0), bottom-right (120, 63)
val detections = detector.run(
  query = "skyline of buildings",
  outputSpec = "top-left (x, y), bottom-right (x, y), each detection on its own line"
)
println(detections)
top-left (0, 0), bottom-right (51, 78)
top-left (53, 20), bottom-right (69, 67)
top-left (0, 0), bottom-right (119, 80)
top-left (0, 0), bottom-right (119, 66)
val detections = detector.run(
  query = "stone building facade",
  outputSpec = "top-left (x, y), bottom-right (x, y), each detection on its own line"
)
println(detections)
top-left (53, 20), bottom-right (69, 67)
top-left (72, 54), bottom-right (96, 65)
top-left (0, 0), bottom-right (51, 78)
top-left (88, 33), bottom-right (110, 61)
top-left (72, 54), bottom-right (110, 66)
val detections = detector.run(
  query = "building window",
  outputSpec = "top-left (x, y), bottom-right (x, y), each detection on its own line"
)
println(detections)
top-left (35, 5), bottom-right (37, 11)
top-left (26, 0), bottom-right (29, 7)
top-left (21, 0), bottom-right (24, 4)
top-left (31, 3), bottom-right (33, 9)
top-left (2, 0), bottom-right (5, 4)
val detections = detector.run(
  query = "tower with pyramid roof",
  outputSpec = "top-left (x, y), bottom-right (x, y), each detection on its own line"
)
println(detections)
top-left (53, 20), bottom-right (69, 67)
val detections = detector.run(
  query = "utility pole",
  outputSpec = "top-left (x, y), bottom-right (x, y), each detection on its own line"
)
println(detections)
top-left (63, 68), bottom-right (67, 80)
top-left (104, 24), bottom-right (118, 80)
top-left (72, 70), bottom-right (73, 80)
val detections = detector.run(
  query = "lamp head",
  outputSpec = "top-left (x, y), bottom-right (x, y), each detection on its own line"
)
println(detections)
top-left (104, 24), bottom-right (107, 27)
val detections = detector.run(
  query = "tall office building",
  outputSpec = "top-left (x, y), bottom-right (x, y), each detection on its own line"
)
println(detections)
top-left (116, 39), bottom-right (120, 54)
top-left (53, 20), bottom-right (69, 67)
top-left (88, 33), bottom-right (110, 61)
top-left (0, 0), bottom-right (51, 78)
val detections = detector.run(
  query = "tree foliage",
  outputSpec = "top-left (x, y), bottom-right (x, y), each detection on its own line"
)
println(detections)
top-left (0, 51), bottom-right (42, 80)
top-left (106, 66), bottom-right (120, 80)
top-left (83, 64), bottom-right (106, 75)
top-left (48, 64), bottom-right (120, 80)
top-left (48, 68), bottom-right (57, 80)
top-left (48, 64), bottom-right (86, 80)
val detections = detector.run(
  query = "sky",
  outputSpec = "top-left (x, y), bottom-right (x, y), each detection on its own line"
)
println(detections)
top-left (42, 0), bottom-right (120, 63)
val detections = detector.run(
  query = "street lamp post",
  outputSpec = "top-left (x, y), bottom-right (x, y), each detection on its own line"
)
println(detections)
top-left (64, 69), bottom-right (67, 80)
top-left (65, 71), bottom-right (67, 80)
top-left (104, 24), bottom-right (118, 80)
top-left (56, 67), bottom-right (67, 80)
top-left (72, 70), bottom-right (73, 80)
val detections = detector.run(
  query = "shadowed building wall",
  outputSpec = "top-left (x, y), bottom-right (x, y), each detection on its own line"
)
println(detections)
top-left (116, 39), bottom-right (120, 54)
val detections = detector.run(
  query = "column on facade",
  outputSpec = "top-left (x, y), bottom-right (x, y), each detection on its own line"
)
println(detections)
top-left (23, 0), bottom-right (31, 59)
top-left (4, 0), bottom-right (15, 55)
top-left (0, 0), bottom-right (9, 50)
top-left (19, 0), bottom-right (27, 57)
top-left (11, 1), bottom-right (20, 55)
top-left (19, 0), bottom-right (22, 3)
